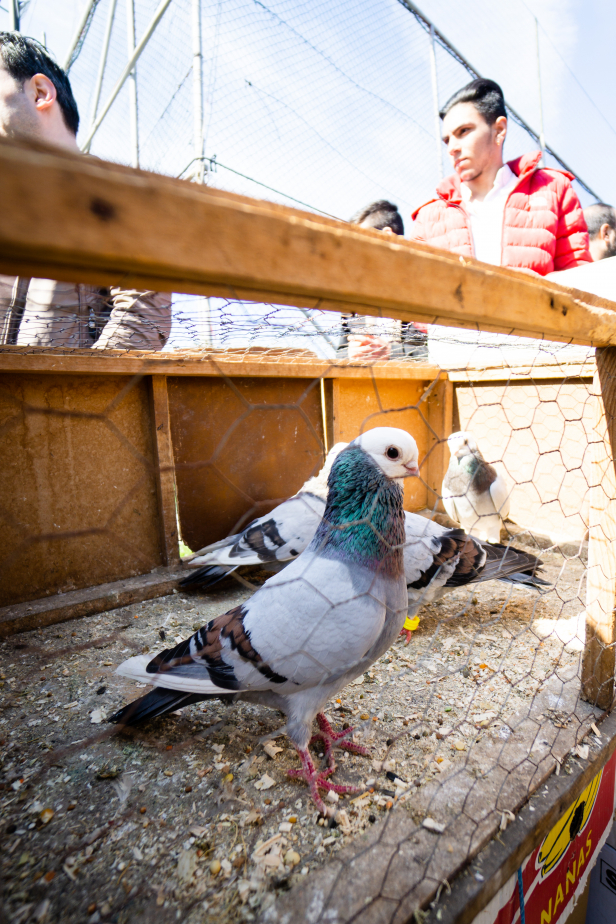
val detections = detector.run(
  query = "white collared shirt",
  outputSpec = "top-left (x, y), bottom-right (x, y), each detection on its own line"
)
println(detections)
top-left (460, 164), bottom-right (519, 266)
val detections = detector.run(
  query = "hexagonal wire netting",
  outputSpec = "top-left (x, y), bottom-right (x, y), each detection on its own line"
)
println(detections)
top-left (0, 0), bottom-right (613, 919)
top-left (0, 295), bottom-right (609, 924)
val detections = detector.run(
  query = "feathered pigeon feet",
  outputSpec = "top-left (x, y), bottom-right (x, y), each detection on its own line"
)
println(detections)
top-left (309, 712), bottom-right (370, 768)
top-left (288, 747), bottom-right (362, 815)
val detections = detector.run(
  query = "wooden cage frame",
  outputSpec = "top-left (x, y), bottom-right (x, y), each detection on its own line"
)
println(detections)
top-left (1, 138), bottom-right (616, 923)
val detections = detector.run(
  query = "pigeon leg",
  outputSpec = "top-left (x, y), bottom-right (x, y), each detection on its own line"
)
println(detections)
top-left (288, 748), bottom-right (361, 814)
top-left (310, 712), bottom-right (370, 769)
top-left (400, 614), bottom-right (421, 645)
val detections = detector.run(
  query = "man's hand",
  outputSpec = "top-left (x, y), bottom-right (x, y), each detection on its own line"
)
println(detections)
top-left (347, 335), bottom-right (392, 361)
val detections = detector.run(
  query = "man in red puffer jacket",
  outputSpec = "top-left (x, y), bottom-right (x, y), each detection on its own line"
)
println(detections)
top-left (412, 78), bottom-right (591, 275)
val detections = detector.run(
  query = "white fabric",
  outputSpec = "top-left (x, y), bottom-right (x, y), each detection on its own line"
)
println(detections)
top-left (546, 255), bottom-right (616, 302)
top-left (461, 163), bottom-right (518, 266)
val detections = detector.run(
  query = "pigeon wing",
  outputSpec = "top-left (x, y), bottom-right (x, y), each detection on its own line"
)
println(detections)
top-left (119, 552), bottom-right (392, 696)
top-left (489, 475), bottom-right (511, 520)
top-left (441, 486), bottom-right (460, 525)
top-left (187, 493), bottom-right (325, 568)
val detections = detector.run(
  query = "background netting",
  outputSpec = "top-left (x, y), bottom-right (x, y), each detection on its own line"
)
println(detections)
top-left (0, 316), bottom-right (608, 924)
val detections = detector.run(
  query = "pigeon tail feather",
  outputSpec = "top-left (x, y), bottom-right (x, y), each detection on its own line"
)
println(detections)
top-left (108, 687), bottom-right (212, 725)
top-left (116, 654), bottom-right (232, 694)
top-left (179, 564), bottom-right (236, 589)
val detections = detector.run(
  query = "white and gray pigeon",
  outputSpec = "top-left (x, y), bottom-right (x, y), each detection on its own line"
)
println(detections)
top-left (180, 442), bottom-right (349, 590)
top-left (110, 427), bottom-right (417, 811)
top-left (441, 431), bottom-right (511, 543)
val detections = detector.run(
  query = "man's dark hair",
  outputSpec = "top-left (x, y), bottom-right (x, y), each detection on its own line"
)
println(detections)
top-left (351, 200), bottom-right (404, 236)
top-left (0, 32), bottom-right (79, 135)
top-left (583, 203), bottom-right (616, 239)
top-left (440, 78), bottom-right (506, 126)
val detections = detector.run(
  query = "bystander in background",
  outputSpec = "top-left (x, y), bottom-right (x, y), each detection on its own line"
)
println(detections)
top-left (0, 33), bottom-right (172, 350)
top-left (412, 78), bottom-right (591, 275)
top-left (584, 203), bottom-right (616, 262)
top-left (337, 201), bottom-right (428, 361)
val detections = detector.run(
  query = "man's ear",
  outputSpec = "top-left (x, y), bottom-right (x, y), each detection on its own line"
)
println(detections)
top-left (494, 115), bottom-right (507, 147)
top-left (599, 223), bottom-right (612, 242)
top-left (30, 73), bottom-right (57, 115)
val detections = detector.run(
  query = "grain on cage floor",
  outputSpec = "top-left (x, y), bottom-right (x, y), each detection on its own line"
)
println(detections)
top-left (0, 547), bottom-right (596, 924)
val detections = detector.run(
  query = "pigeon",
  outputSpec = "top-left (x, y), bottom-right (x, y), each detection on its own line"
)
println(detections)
top-left (399, 514), bottom-right (547, 641)
top-left (110, 427), bottom-right (417, 811)
top-left (441, 431), bottom-right (511, 543)
top-left (180, 442), bottom-right (349, 590)
top-left (181, 434), bottom-right (545, 643)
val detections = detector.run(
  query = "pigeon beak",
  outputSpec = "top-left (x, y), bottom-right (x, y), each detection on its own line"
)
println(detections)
top-left (404, 462), bottom-right (419, 477)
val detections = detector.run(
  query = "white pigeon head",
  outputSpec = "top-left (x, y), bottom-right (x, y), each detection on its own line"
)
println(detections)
top-left (447, 431), bottom-right (478, 459)
top-left (351, 427), bottom-right (419, 481)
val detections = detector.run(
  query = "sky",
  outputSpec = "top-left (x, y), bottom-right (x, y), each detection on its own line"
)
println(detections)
top-left (4, 0), bottom-right (616, 212)
top-left (1, 0), bottom-right (614, 357)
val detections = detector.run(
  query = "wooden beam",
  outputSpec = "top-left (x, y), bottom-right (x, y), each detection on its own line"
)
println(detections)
top-left (1, 139), bottom-right (616, 346)
top-left (425, 375), bottom-right (454, 510)
top-left (149, 375), bottom-right (180, 567)
top-left (424, 707), bottom-right (616, 924)
top-left (583, 347), bottom-right (616, 710)
top-left (0, 567), bottom-right (185, 638)
top-left (448, 361), bottom-right (596, 383)
top-left (0, 346), bottom-right (443, 381)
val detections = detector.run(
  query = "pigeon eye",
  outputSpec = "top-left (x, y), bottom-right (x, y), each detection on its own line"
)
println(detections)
top-left (386, 447), bottom-right (400, 460)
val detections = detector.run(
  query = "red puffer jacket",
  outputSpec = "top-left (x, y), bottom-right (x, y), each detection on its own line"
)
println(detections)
top-left (412, 151), bottom-right (591, 275)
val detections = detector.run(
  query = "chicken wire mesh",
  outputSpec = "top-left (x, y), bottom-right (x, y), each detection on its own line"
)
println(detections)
top-left (53, 0), bottom-right (601, 218)
top-left (0, 307), bottom-right (613, 924)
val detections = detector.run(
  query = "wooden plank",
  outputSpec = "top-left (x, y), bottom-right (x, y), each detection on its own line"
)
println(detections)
top-left (583, 347), bottom-right (616, 710)
top-left (167, 375), bottom-right (325, 552)
top-left (0, 346), bottom-right (443, 382)
top-left (425, 375), bottom-right (453, 510)
top-left (0, 567), bottom-right (185, 638)
top-left (0, 372), bottom-right (163, 608)
top-left (149, 375), bottom-right (180, 567)
top-left (331, 377), bottom-right (430, 511)
top-left (448, 362), bottom-right (596, 383)
top-left (1, 139), bottom-right (616, 346)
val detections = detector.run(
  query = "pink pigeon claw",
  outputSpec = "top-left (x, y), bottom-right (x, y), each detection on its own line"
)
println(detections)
top-left (287, 748), bottom-right (362, 815)
top-left (310, 712), bottom-right (370, 768)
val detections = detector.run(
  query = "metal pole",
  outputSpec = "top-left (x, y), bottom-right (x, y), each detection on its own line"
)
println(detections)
top-left (90, 0), bottom-right (117, 128)
top-left (63, 0), bottom-right (99, 71)
top-left (535, 17), bottom-right (546, 166)
top-left (428, 23), bottom-right (443, 180)
top-left (82, 0), bottom-right (172, 152)
top-left (126, 0), bottom-right (139, 168)
top-left (192, 0), bottom-right (205, 182)
top-left (9, 0), bottom-right (19, 32)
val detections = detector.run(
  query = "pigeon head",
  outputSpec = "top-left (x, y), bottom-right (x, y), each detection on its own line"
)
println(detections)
top-left (350, 428), bottom-right (419, 483)
top-left (310, 427), bottom-right (412, 573)
top-left (447, 431), bottom-right (479, 461)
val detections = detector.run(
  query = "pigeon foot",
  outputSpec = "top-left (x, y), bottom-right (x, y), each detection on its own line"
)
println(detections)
top-left (400, 614), bottom-right (421, 644)
top-left (310, 712), bottom-right (370, 768)
top-left (288, 748), bottom-right (361, 814)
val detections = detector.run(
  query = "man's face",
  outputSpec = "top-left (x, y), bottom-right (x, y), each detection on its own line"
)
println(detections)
top-left (0, 61), bottom-right (41, 141)
top-left (441, 101), bottom-right (505, 183)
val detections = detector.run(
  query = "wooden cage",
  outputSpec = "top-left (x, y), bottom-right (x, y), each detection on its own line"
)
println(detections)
top-left (1, 137), bottom-right (616, 924)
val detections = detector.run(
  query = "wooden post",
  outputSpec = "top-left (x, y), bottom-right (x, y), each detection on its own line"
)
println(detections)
top-left (425, 375), bottom-right (454, 511)
top-left (582, 347), bottom-right (616, 710)
top-left (149, 375), bottom-right (180, 567)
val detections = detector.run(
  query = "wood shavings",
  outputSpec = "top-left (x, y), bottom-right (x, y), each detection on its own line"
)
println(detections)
top-left (254, 773), bottom-right (276, 790)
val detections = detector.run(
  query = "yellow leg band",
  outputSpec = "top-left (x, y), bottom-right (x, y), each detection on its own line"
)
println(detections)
top-left (403, 615), bottom-right (420, 632)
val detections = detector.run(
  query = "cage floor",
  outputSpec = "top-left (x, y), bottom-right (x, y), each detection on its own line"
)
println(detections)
top-left (0, 543), bottom-right (602, 924)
